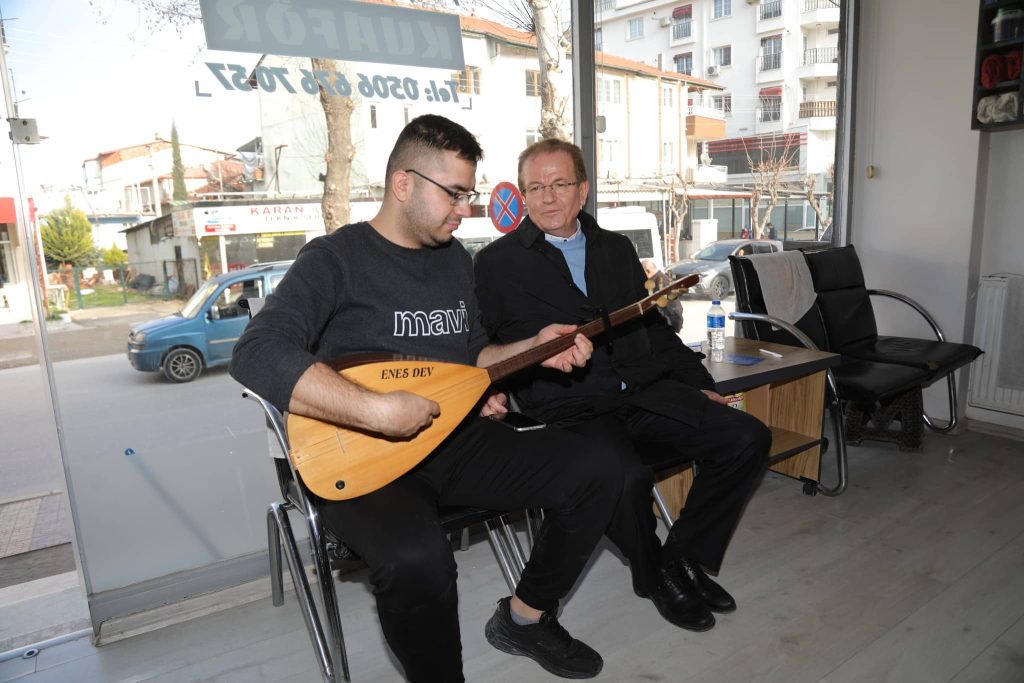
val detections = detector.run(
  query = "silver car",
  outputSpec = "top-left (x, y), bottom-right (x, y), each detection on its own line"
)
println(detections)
top-left (669, 238), bottom-right (783, 299)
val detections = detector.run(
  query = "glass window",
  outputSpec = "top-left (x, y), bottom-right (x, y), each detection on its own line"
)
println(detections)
top-left (674, 52), bottom-right (693, 75)
top-left (713, 0), bottom-right (732, 19)
top-left (595, 28), bottom-right (603, 51)
top-left (452, 65), bottom-right (481, 95)
top-left (211, 277), bottom-right (263, 320)
top-left (760, 35), bottom-right (783, 71)
top-left (525, 70), bottom-right (541, 97)
top-left (673, 16), bottom-right (693, 40)
top-left (596, 0), bottom-right (615, 12)
top-left (662, 85), bottom-right (674, 108)
top-left (713, 94), bottom-right (733, 116)
top-left (760, 0), bottom-right (782, 20)
top-left (712, 46), bottom-right (732, 67)
top-left (597, 77), bottom-right (622, 104)
top-left (760, 95), bottom-right (782, 121)
top-left (662, 141), bottom-right (675, 166)
top-left (628, 17), bottom-right (645, 40)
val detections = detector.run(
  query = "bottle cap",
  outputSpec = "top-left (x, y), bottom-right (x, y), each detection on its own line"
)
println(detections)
top-left (711, 300), bottom-right (721, 305)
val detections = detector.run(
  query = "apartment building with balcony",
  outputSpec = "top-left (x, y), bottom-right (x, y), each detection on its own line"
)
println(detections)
top-left (595, 0), bottom-right (840, 190)
top-left (255, 12), bottom-right (726, 218)
top-left (80, 139), bottom-right (238, 249)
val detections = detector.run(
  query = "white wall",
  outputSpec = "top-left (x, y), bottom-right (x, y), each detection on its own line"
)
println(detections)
top-left (979, 130), bottom-right (1024, 277)
top-left (853, 0), bottom-right (1024, 426)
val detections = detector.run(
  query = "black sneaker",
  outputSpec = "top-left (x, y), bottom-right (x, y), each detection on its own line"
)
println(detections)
top-left (484, 597), bottom-right (603, 679)
top-left (649, 566), bottom-right (715, 632)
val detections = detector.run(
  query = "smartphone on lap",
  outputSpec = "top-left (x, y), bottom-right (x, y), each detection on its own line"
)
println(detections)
top-left (488, 412), bottom-right (547, 432)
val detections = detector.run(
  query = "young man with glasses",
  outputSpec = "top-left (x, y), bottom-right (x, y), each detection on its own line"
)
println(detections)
top-left (474, 138), bottom-right (770, 634)
top-left (231, 117), bottom-right (623, 682)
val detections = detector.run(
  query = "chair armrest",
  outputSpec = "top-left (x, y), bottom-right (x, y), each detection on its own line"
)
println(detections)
top-left (242, 389), bottom-right (291, 456)
top-left (866, 289), bottom-right (946, 342)
top-left (728, 311), bottom-right (822, 351)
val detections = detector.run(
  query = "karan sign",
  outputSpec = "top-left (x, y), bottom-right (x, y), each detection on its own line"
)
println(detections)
top-left (198, 0), bottom-right (465, 70)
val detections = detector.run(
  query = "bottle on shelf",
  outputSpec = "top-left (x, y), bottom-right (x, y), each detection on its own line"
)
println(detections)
top-left (706, 300), bottom-right (726, 363)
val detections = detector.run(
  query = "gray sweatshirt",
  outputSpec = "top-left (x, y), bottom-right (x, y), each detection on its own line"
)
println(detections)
top-left (229, 222), bottom-right (490, 412)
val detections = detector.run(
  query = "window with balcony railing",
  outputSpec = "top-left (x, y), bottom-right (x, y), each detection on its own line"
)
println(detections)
top-left (760, 0), bottom-right (782, 20)
top-left (804, 0), bottom-right (837, 11)
top-left (802, 47), bottom-right (838, 65)
top-left (798, 100), bottom-right (837, 118)
top-left (759, 52), bottom-right (782, 71)
top-left (672, 18), bottom-right (692, 40)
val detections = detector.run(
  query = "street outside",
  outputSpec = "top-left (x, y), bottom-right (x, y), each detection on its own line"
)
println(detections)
top-left (0, 294), bottom-right (735, 504)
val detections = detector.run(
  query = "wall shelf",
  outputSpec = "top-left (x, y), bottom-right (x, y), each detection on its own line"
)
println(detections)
top-left (972, 0), bottom-right (1024, 131)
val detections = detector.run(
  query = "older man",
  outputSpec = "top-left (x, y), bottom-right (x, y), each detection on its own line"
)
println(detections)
top-left (475, 138), bottom-right (770, 633)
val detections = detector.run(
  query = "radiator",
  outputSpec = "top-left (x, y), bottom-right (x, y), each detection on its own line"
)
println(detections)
top-left (968, 274), bottom-right (1024, 417)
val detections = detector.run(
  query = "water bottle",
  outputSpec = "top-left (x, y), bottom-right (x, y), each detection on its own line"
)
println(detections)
top-left (706, 300), bottom-right (726, 362)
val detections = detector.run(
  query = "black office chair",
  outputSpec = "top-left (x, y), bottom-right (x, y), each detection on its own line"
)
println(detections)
top-left (238, 298), bottom-right (528, 683)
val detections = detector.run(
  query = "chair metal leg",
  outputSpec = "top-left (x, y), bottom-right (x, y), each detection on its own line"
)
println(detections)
top-left (267, 506), bottom-right (285, 607)
top-left (816, 375), bottom-right (848, 497)
top-left (923, 373), bottom-right (959, 433)
top-left (651, 484), bottom-right (675, 533)
top-left (485, 518), bottom-right (520, 593)
top-left (270, 503), bottom-right (339, 682)
top-left (302, 501), bottom-right (351, 683)
top-left (498, 514), bottom-right (528, 574)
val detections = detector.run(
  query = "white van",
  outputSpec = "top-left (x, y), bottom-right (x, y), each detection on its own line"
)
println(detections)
top-left (453, 207), bottom-right (663, 270)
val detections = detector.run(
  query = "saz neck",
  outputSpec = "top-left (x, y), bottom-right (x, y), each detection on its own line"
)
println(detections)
top-left (485, 274), bottom-right (697, 383)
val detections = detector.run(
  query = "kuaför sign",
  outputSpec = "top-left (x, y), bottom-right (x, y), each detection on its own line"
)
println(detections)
top-left (199, 0), bottom-right (465, 70)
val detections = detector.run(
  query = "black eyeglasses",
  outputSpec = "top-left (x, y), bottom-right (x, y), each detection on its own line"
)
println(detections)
top-left (523, 180), bottom-right (581, 197)
top-left (405, 169), bottom-right (480, 206)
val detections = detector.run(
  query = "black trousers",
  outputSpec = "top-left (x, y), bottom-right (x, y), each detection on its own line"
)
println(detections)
top-left (563, 397), bottom-right (769, 595)
top-left (317, 416), bottom-right (623, 683)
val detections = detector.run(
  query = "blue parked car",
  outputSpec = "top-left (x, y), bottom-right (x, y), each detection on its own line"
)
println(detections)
top-left (127, 261), bottom-right (291, 382)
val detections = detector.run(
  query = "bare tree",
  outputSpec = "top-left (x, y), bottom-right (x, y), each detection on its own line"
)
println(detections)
top-left (803, 163), bottom-right (834, 234)
top-left (474, 0), bottom-right (570, 140)
top-left (744, 134), bottom-right (800, 239)
top-left (528, 0), bottom-right (572, 141)
top-left (312, 58), bottom-right (355, 232)
top-left (470, 0), bottom-right (534, 32)
top-left (124, 0), bottom-right (353, 233)
top-left (663, 174), bottom-right (690, 264)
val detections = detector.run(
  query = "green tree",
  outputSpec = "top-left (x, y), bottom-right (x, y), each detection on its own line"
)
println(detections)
top-left (100, 244), bottom-right (128, 267)
top-left (41, 196), bottom-right (95, 267)
top-left (171, 122), bottom-right (188, 201)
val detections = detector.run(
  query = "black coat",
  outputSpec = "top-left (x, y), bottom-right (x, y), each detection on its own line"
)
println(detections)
top-left (474, 211), bottom-right (715, 427)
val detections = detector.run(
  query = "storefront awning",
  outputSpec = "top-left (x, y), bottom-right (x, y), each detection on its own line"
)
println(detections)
top-left (0, 198), bottom-right (16, 224)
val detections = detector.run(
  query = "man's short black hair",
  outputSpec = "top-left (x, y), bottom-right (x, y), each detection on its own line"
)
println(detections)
top-left (385, 115), bottom-right (483, 188)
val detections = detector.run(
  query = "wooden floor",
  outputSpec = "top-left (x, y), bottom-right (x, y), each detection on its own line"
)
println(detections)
top-left (3, 426), bottom-right (1024, 682)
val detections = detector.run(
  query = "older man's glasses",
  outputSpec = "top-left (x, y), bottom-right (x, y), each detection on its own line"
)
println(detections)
top-left (523, 180), bottom-right (581, 197)
top-left (405, 169), bottom-right (480, 206)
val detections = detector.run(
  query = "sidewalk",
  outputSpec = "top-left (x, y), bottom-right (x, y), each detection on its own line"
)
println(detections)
top-left (0, 299), bottom-right (181, 341)
top-left (0, 300), bottom-right (182, 369)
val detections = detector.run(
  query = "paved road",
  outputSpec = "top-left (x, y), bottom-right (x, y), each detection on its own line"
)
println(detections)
top-left (0, 353), bottom-right (252, 503)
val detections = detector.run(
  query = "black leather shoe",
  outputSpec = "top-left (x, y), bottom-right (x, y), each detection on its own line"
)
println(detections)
top-left (485, 597), bottom-right (603, 679)
top-left (649, 566), bottom-right (715, 631)
top-left (673, 558), bottom-right (737, 613)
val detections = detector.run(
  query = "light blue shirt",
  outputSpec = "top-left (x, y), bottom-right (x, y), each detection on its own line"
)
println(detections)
top-left (544, 220), bottom-right (587, 296)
